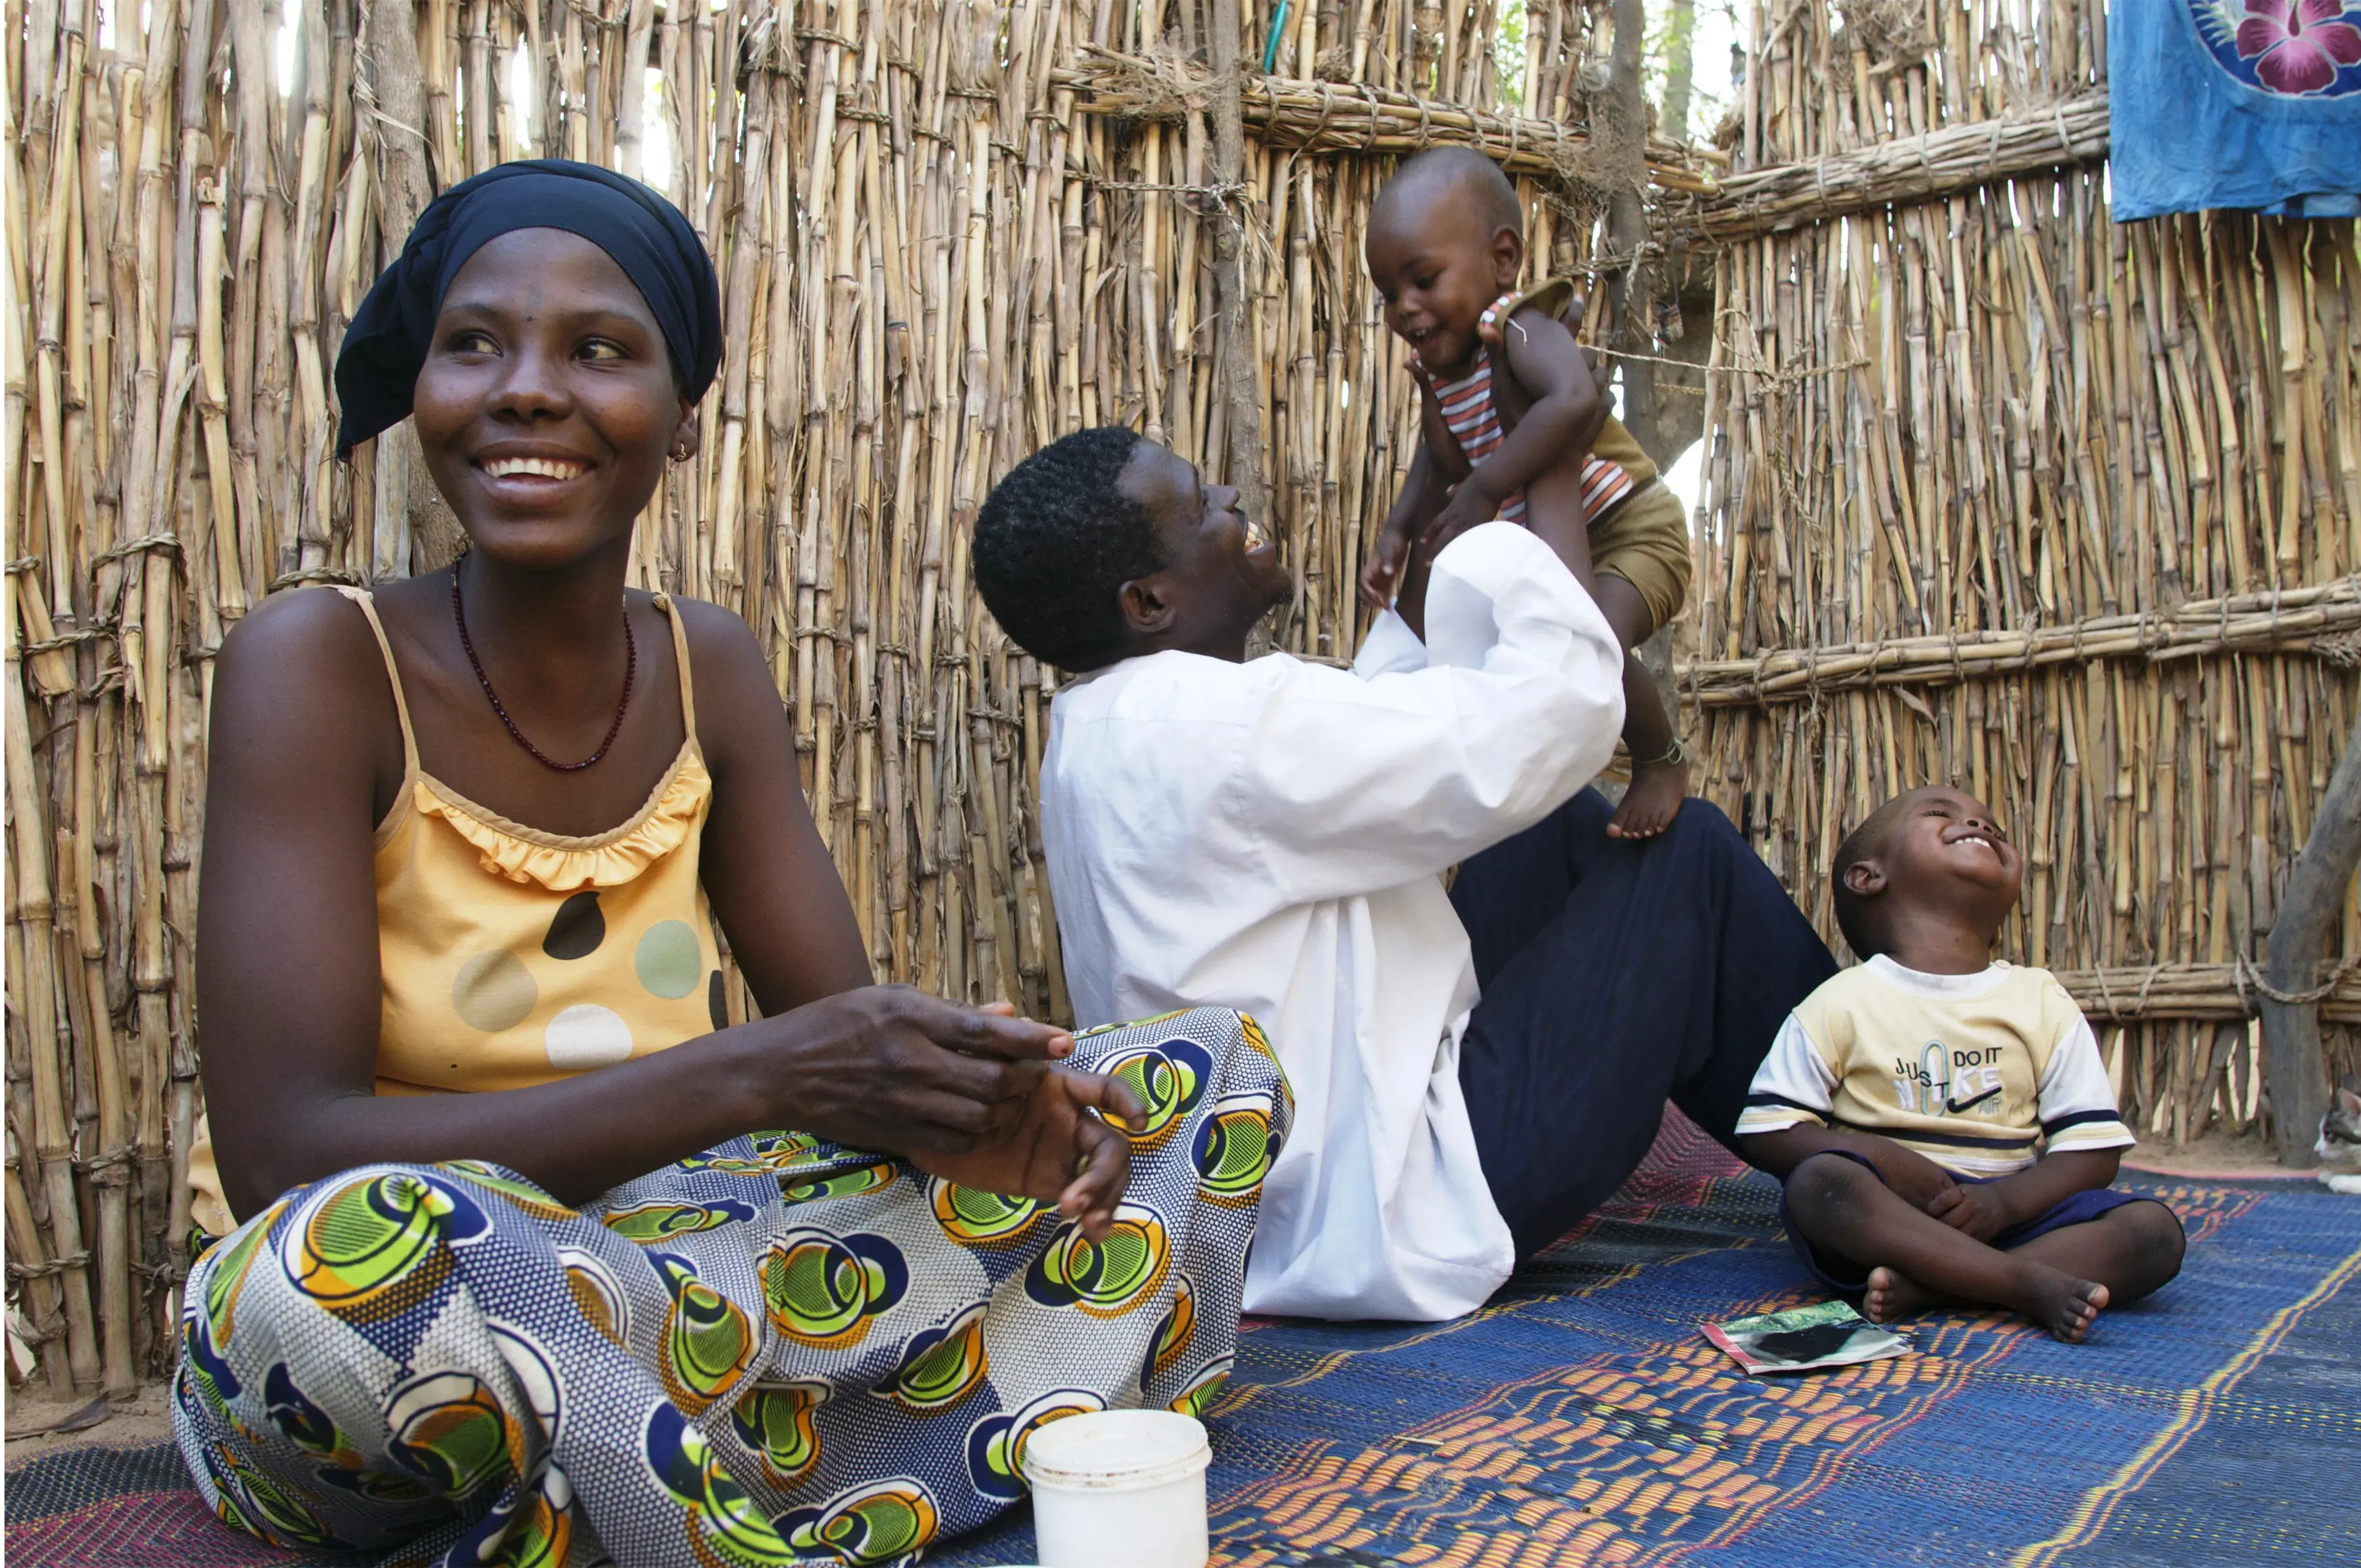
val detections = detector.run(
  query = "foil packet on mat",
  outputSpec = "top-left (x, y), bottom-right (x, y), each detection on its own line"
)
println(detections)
top-left (1703, 1299), bottom-right (1910, 1375)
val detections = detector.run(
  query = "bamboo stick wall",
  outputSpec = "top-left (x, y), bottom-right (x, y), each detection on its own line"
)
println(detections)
top-left (1689, 1), bottom-right (2361, 1158)
top-left (0, 0), bottom-right (1639, 1392)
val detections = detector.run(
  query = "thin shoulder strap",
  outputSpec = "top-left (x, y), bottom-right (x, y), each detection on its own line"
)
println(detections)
top-left (333, 586), bottom-right (421, 777)
top-left (652, 594), bottom-right (698, 742)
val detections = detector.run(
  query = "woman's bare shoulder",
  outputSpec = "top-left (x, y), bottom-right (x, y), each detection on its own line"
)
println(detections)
top-left (662, 594), bottom-right (776, 692)
top-left (217, 582), bottom-right (379, 656)
top-left (209, 587), bottom-right (404, 766)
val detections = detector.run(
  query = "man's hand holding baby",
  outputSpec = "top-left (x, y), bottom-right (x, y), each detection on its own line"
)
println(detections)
top-left (1422, 471), bottom-right (1511, 558)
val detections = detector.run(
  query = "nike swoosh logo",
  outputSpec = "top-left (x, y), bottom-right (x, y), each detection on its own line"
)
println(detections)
top-left (1945, 1086), bottom-right (2003, 1115)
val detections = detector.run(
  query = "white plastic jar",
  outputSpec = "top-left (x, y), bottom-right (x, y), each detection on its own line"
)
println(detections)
top-left (1020, 1409), bottom-right (1212, 1568)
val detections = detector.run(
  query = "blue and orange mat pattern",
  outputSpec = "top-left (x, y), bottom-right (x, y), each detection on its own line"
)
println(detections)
top-left (9, 1112), bottom-right (2357, 1566)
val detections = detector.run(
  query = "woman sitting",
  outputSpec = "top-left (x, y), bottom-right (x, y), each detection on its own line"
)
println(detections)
top-left (179, 159), bottom-right (1288, 1568)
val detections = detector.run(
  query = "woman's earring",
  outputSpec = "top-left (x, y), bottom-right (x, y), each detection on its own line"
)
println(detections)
top-left (668, 445), bottom-right (690, 464)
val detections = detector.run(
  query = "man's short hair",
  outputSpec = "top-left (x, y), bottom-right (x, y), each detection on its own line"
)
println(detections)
top-left (1829, 796), bottom-right (1909, 959)
top-left (1377, 146), bottom-right (1522, 238)
top-left (973, 426), bottom-right (1164, 673)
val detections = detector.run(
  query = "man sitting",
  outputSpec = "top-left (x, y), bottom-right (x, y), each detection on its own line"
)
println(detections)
top-left (972, 427), bottom-right (1834, 1320)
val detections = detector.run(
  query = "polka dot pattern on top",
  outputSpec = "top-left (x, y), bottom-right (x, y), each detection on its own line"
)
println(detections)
top-left (633, 921), bottom-right (702, 1000)
top-left (545, 1003), bottom-right (637, 1069)
top-left (543, 891), bottom-right (607, 960)
top-left (452, 950), bottom-right (538, 1033)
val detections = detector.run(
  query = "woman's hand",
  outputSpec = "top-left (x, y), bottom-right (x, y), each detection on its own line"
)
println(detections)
top-left (909, 1013), bottom-right (1149, 1243)
top-left (761, 991), bottom-right (1150, 1243)
top-left (750, 987), bottom-right (1083, 1158)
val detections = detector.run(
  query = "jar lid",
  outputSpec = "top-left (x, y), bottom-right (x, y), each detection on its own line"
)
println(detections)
top-left (1021, 1409), bottom-right (1211, 1490)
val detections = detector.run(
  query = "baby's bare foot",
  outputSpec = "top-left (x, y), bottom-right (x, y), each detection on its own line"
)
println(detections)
top-left (1607, 758), bottom-right (1689, 839)
top-left (1863, 1266), bottom-right (1936, 1324)
top-left (2023, 1271), bottom-right (2109, 1342)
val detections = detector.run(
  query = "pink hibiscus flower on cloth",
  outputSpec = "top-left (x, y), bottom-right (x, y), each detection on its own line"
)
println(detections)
top-left (2237, 1), bottom-right (2361, 94)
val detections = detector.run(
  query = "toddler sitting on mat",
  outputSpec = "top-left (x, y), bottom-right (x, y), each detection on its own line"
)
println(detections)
top-left (1737, 786), bottom-right (2185, 1341)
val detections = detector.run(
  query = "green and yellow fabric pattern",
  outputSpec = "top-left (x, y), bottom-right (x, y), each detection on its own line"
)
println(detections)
top-left (171, 1006), bottom-right (1288, 1568)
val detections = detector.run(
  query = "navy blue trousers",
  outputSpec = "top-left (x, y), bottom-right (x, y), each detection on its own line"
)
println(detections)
top-left (1452, 790), bottom-right (1838, 1258)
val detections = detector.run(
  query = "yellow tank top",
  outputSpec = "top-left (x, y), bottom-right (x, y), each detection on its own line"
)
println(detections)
top-left (188, 587), bottom-right (723, 1235)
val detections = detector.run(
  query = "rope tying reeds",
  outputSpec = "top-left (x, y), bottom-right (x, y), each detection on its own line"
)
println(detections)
top-left (2088, 963), bottom-right (2164, 1024)
top-left (2056, 964), bottom-right (2361, 1021)
top-left (1680, 581), bottom-right (2361, 705)
top-left (1060, 50), bottom-right (1717, 195)
top-left (89, 534), bottom-right (184, 567)
top-left (2236, 952), bottom-right (2361, 1010)
top-left (1684, 92), bottom-right (2110, 243)
top-left (15, 625), bottom-right (119, 658)
top-left (562, 0), bottom-right (625, 33)
top-left (268, 566), bottom-right (366, 592)
top-left (7, 1253), bottom-right (93, 1283)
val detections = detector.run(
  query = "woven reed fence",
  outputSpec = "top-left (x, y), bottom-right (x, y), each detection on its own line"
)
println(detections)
top-left (1683, 0), bottom-right (2361, 1159)
top-left (6, 0), bottom-right (2349, 1400)
top-left (0, 0), bottom-right (1713, 1393)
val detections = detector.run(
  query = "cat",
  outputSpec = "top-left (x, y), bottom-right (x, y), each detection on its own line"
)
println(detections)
top-left (2318, 1083), bottom-right (2361, 1195)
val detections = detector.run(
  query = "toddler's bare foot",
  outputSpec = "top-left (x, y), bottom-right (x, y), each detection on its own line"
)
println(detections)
top-left (2022, 1271), bottom-right (2109, 1343)
top-left (1862, 1266), bottom-right (1936, 1324)
top-left (1607, 756), bottom-right (1689, 839)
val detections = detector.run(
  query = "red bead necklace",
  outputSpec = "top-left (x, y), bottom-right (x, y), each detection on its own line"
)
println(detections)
top-left (451, 558), bottom-right (636, 772)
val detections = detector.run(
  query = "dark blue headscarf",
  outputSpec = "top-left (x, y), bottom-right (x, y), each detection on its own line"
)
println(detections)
top-left (334, 160), bottom-right (722, 454)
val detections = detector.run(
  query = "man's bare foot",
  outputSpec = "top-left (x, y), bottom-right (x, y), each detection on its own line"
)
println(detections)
top-left (1607, 757), bottom-right (1689, 839)
top-left (2021, 1271), bottom-right (2109, 1342)
top-left (1862, 1266), bottom-right (1938, 1324)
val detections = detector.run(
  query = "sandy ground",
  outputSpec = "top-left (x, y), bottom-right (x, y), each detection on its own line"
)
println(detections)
top-left (6, 1382), bottom-right (176, 1465)
top-left (2120, 1124), bottom-right (2319, 1179)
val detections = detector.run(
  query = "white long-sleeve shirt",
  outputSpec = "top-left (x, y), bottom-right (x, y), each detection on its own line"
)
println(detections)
top-left (1040, 522), bottom-right (1627, 1320)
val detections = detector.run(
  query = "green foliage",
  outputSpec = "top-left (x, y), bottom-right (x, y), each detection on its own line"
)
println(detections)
top-left (1495, 5), bottom-right (1529, 111)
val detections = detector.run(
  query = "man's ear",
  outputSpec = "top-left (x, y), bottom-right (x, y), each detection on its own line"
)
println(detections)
top-left (1118, 574), bottom-right (1177, 639)
top-left (1843, 859), bottom-right (1886, 901)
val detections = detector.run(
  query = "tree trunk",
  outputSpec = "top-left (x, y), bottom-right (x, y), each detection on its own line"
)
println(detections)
top-left (1662, 0), bottom-right (1696, 144)
top-left (362, 0), bottom-right (463, 574)
top-left (1210, 1), bottom-right (1272, 649)
top-left (2259, 711), bottom-right (2361, 1165)
top-left (1621, 265), bottom-right (1716, 472)
top-left (1604, 0), bottom-right (1657, 463)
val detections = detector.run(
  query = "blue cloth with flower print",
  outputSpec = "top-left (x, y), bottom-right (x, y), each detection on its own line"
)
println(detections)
top-left (2110, 2), bottom-right (2361, 221)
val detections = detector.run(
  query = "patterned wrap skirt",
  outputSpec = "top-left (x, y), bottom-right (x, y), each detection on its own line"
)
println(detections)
top-left (173, 1007), bottom-right (1290, 1568)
